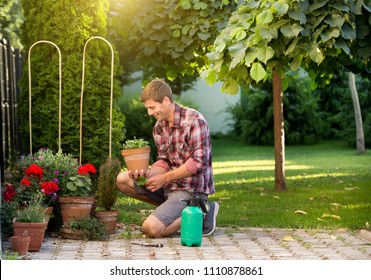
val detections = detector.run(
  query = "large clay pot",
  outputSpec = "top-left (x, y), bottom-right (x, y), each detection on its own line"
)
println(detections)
top-left (121, 146), bottom-right (151, 173)
top-left (58, 196), bottom-right (94, 227)
top-left (95, 210), bottom-right (118, 234)
top-left (12, 220), bottom-right (47, 252)
top-left (11, 235), bottom-right (30, 255)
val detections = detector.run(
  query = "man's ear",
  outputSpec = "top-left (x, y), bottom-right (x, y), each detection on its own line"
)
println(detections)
top-left (162, 96), bottom-right (171, 104)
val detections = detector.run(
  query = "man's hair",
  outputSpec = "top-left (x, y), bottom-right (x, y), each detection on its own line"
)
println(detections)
top-left (140, 79), bottom-right (174, 103)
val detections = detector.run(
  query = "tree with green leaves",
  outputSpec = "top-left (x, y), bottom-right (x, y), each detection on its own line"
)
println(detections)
top-left (0, 0), bottom-right (23, 49)
top-left (108, 0), bottom-right (237, 94)
top-left (202, 0), bottom-right (371, 191)
top-left (18, 0), bottom-right (125, 168)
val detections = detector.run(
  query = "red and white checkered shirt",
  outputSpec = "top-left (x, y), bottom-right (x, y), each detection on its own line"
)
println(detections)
top-left (151, 104), bottom-right (215, 195)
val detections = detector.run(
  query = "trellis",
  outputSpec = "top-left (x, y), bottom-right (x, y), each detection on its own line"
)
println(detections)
top-left (27, 37), bottom-right (115, 163)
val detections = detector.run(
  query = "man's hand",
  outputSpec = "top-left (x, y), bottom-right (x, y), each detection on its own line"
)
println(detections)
top-left (145, 173), bottom-right (168, 192)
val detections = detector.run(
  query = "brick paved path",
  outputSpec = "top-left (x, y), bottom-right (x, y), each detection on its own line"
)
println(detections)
top-left (5, 227), bottom-right (370, 260)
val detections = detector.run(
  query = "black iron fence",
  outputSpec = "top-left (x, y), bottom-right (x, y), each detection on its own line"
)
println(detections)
top-left (0, 38), bottom-right (23, 184)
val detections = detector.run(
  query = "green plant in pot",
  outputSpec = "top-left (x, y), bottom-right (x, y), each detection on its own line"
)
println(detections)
top-left (12, 197), bottom-right (47, 252)
top-left (121, 138), bottom-right (151, 174)
top-left (68, 216), bottom-right (107, 240)
top-left (95, 157), bottom-right (122, 234)
top-left (58, 163), bottom-right (97, 230)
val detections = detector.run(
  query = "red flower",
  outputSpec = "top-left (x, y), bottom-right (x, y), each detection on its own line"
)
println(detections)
top-left (78, 163), bottom-right (96, 175)
top-left (21, 178), bottom-right (31, 186)
top-left (41, 181), bottom-right (59, 195)
top-left (2, 185), bottom-right (16, 202)
top-left (25, 164), bottom-right (43, 180)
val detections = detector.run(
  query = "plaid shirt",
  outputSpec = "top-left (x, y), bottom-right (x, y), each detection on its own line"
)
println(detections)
top-left (151, 103), bottom-right (215, 195)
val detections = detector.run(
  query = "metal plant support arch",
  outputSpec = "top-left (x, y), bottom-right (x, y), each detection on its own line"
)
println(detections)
top-left (28, 40), bottom-right (62, 153)
top-left (79, 36), bottom-right (114, 164)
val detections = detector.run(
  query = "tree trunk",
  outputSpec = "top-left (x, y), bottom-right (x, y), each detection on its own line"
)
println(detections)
top-left (273, 69), bottom-right (287, 191)
top-left (348, 72), bottom-right (365, 154)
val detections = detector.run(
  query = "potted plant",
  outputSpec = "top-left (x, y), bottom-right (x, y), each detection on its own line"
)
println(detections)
top-left (12, 197), bottom-right (47, 252)
top-left (58, 163), bottom-right (97, 229)
top-left (94, 157), bottom-right (122, 234)
top-left (121, 138), bottom-right (151, 174)
top-left (62, 216), bottom-right (107, 240)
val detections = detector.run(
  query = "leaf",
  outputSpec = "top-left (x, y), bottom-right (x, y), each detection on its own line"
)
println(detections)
top-left (173, 29), bottom-right (181, 38)
top-left (308, 196), bottom-right (316, 201)
top-left (309, 0), bottom-right (328, 12)
top-left (260, 28), bottom-right (278, 41)
top-left (256, 46), bottom-right (275, 64)
top-left (334, 38), bottom-right (350, 55)
top-left (180, 0), bottom-right (191, 9)
top-left (320, 28), bottom-right (340, 42)
top-left (280, 23), bottom-right (304, 38)
top-left (229, 43), bottom-right (247, 70)
top-left (321, 213), bottom-right (341, 220)
top-left (330, 203), bottom-right (341, 207)
top-left (341, 23), bottom-right (356, 40)
top-left (143, 45), bottom-right (156, 56)
top-left (221, 79), bottom-right (239, 95)
top-left (272, 2), bottom-right (289, 15)
top-left (250, 62), bottom-right (266, 83)
top-left (197, 32), bottom-right (211, 40)
top-left (256, 10), bottom-right (273, 25)
top-left (244, 49), bottom-right (257, 67)
top-left (200, 69), bottom-right (217, 86)
top-left (290, 54), bottom-right (303, 71)
top-left (295, 210), bottom-right (307, 215)
top-left (282, 236), bottom-right (295, 242)
top-left (273, 196), bottom-right (280, 199)
top-left (230, 27), bottom-right (245, 39)
top-left (324, 14), bottom-right (345, 27)
top-left (215, 38), bottom-right (227, 52)
top-left (309, 45), bottom-right (324, 64)
top-left (285, 38), bottom-right (299, 55)
top-left (288, 10), bottom-right (306, 24)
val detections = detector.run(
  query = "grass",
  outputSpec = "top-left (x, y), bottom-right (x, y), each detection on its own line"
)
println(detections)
top-left (117, 137), bottom-right (371, 231)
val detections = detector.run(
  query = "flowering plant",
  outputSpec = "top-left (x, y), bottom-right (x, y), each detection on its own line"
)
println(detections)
top-left (17, 148), bottom-right (96, 200)
top-left (18, 165), bottom-right (59, 207)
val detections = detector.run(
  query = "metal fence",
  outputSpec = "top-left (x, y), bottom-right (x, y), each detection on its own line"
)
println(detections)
top-left (0, 38), bottom-right (23, 184)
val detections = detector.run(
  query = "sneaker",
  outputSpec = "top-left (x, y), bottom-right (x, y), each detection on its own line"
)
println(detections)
top-left (202, 201), bottom-right (219, 236)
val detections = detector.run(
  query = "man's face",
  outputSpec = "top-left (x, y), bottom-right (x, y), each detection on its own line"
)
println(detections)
top-left (143, 98), bottom-right (169, 121)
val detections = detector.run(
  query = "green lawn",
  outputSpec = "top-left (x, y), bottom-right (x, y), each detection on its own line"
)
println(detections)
top-left (117, 137), bottom-right (371, 231)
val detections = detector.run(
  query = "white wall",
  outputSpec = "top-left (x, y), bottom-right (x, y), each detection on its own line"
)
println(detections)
top-left (181, 79), bottom-right (240, 134)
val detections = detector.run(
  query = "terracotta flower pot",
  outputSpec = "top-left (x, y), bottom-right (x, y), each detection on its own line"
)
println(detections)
top-left (59, 196), bottom-right (94, 227)
top-left (121, 146), bottom-right (151, 173)
top-left (95, 210), bottom-right (118, 234)
top-left (12, 220), bottom-right (47, 252)
top-left (60, 228), bottom-right (86, 240)
top-left (11, 235), bottom-right (30, 255)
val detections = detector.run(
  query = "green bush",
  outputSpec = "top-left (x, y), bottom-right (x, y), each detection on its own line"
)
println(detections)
top-left (97, 157), bottom-right (122, 210)
top-left (117, 93), bottom-right (157, 161)
top-left (69, 216), bottom-right (107, 240)
top-left (18, 0), bottom-right (125, 168)
top-left (316, 70), bottom-right (371, 149)
top-left (0, 200), bottom-right (18, 240)
top-left (228, 71), bottom-right (325, 145)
